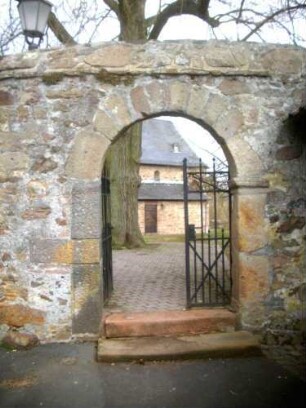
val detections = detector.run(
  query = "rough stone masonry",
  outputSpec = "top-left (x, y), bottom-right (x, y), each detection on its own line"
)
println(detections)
top-left (0, 40), bottom-right (305, 345)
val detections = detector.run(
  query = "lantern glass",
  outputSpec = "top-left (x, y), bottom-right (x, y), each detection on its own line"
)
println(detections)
top-left (17, 0), bottom-right (52, 38)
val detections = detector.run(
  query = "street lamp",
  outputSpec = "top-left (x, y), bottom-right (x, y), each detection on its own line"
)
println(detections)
top-left (16, 0), bottom-right (53, 50)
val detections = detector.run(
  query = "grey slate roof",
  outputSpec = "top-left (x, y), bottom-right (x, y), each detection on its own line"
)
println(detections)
top-left (141, 119), bottom-right (200, 167)
top-left (138, 183), bottom-right (206, 201)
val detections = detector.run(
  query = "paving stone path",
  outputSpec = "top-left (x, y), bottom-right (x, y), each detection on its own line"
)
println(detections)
top-left (105, 242), bottom-right (187, 312)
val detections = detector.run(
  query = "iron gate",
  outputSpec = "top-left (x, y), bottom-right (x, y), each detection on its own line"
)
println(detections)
top-left (101, 171), bottom-right (113, 303)
top-left (183, 158), bottom-right (232, 308)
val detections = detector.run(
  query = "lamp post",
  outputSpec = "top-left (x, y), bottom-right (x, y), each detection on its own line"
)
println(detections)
top-left (16, 0), bottom-right (53, 50)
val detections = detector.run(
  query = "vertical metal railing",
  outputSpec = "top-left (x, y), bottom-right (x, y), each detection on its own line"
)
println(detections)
top-left (101, 172), bottom-right (113, 303)
top-left (183, 158), bottom-right (191, 307)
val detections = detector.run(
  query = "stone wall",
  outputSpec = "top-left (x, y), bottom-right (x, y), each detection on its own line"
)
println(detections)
top-left (0, 41), bottom-right (305, 344)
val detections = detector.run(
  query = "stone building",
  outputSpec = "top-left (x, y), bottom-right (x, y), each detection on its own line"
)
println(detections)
top-left (138, 118), bottom-right (208, 235)
top-left (0, 41), bottom-right (305, 347)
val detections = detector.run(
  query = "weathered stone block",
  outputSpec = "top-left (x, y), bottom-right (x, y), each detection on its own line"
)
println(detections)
top-left (0, 152), bottom-right (30, 175)
top-left (277, 216), bottom-right (305, 233)
top-left (65, 129), bottom-right (110, 179)
top-left (21, 205), bottom-right (51, 220)
top-left (0, 90), bottom-right (14, 105)
top-left (262, 49), bottom-right (303, 75)
top-left (0, 109), bottom-right (9, 129)
top-left (264, 294), bottom-right (285, 311)
top-left (131, 86), bottom-right (150, 114)
top-left (104, 94), bottom-right (134, 127)
top-left (26, 181), bottom-right (48, 199)
top-left (72, 182), bottom-right (101, 239)
top-left (219, 78), bottom-right (250, 95)
top-left (72, 264), bottom-right (102, 334)
top-left (93, 110), bottom-right (120, 140)
top-left (2, 330), bottom-right (39, 349)
top-left (31, 156), bottom-right (58, 173)
top-left (228, 136), bottom-right (263, 177)
top-left (185, 85), bottom-right (210, 119)
top-left (238, 254), bottom-right (270, 303)
top-left (275, 145), bottom-right (302, 161)
top-left (47, 48), bottom-right (78, 69)
top-left (144, 81), bottom-right (170, 113)
top-left (0, 282), bottom-right (28, 302)
top-left (16, 106), bottom-right (30, 121)
top-left (20, 90), bottom-right (41, 105)
top-left (30, 239), bottom-right (100, 264)
top-left (0, 212), bottom-right (8, 235)
top-left (169, 81), bottom-right (189, 111)
top-left (0, 304), bottom-right (45, 327)
top-left (85, 44), bottom-right (132, 68)
top-left (204, 47), bottom-right (247, 68)
top-left (236, 193), bottom-right (268, 252)
top-left (45, 88), bottom-right (83, 99)
top-left (0, 52), bottom-right (39, 71)
top-left (203, 94), bottom-right (228, 127)
top-left (264, 172), bottom-right (289, 193)
top-left (214, 108), bottom-right (244, 140)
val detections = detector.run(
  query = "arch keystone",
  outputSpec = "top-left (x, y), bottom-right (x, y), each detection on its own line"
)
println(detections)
top-left (169, 81), bottom-right (190, 111)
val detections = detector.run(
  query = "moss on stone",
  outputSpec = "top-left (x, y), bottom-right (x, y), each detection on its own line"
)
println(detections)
top-left (95, 69), bottom-right (135, 86)
top-left (0, 341), bottom-right (16, 351)
top-left (42, 73), bottom-right (65, 85)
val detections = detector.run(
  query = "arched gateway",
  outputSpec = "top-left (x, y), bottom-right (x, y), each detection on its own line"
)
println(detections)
top-left (0, 41), bottom-right (305, 345)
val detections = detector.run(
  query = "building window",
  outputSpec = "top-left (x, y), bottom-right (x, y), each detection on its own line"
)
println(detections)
top-left (154, 170), bottom-right (160, 182)
top-left (173, 143), bottom-right (180, 153)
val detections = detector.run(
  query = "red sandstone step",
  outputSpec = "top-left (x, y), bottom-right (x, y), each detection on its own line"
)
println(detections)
top-left (97, 331), bottom-right (261, 363)
top-left (103, 308), bottom-right (236, 338)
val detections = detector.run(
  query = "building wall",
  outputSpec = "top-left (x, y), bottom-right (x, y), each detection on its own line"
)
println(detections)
top-left (138, 201), bottom-right (208, 235)
top-left (0, 41), bottom-right (305, 345)
top-left (140, 165), bottom-right (183, 183)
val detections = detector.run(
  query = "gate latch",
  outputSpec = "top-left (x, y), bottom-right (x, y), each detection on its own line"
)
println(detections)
top-left (188, 224), bottom-right (196, 241)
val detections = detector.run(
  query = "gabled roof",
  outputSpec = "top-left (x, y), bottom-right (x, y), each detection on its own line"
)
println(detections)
top-left (138, 183), bottom-right (207, 201)
top-left (141, 119), bottom-right (200, 167)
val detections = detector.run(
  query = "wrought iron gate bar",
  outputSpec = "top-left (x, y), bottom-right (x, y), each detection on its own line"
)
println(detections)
top-left (188, 239), bottom-right (230, 277)
top-left (183, 158), bottom-right (232, 308)
top-left (187, 244), bottom-right (231, 305)
top-left (101, 172), bottom-right (113, 304)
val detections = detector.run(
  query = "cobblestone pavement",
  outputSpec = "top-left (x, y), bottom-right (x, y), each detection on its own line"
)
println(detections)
top-left (105, 242), bottom-right (187, 312)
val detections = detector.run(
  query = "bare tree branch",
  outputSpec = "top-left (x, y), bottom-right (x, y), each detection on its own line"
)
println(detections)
top-left (103, 0), bottom-right (120, 17)
top-left (148, 0), bottom-right (219, 40)
top-left (237, 0), bottom-right (246, 20)
top-left (47, 11), bottom-right (77, 45)
top-left (242, 4), bottom-right (306, 41)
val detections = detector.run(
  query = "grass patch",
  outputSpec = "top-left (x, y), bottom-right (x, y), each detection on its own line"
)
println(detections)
top-left (203, 229), bottom-right (230, 238)
top-left (0, 342), bottom-right (16, 352)
top-left (144, 234), bottom-right (185, 244)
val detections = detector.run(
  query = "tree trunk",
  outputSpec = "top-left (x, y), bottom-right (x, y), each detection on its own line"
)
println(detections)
top-left (104, 1), bottom-right (147, 248)
top-left (105, 123), bottom-right (144, 248)
top-left (118, 0), bottom-right (147, 41)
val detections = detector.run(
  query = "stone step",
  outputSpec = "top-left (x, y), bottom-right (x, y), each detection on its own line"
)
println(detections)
top-left (97, 331), bottom-right (261, 363)
top-left (103, 308), bottom-right (236, 338)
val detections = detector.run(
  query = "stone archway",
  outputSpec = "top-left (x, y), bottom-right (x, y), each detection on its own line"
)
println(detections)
top-left (65, 78), bottom-right (269, 336)
top-left (1, 41), bottom-right (305, 342)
